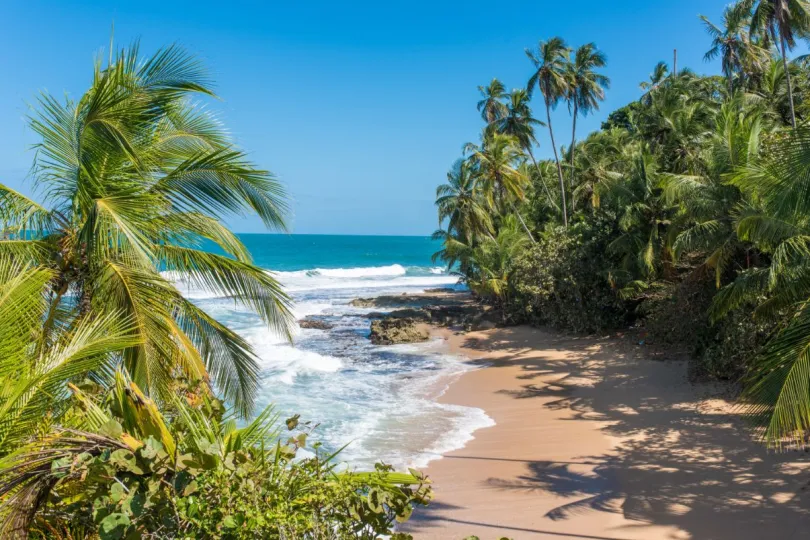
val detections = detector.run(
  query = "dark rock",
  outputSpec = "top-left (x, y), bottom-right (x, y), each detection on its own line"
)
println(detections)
top-left (424, 287), bottom-right (457, 293)
top-left (350, 292), bottom-right (468, 309)
top-left (369, 318), bottom-right (430, 345)
top-left (298, 318), bottom-right (333, 330)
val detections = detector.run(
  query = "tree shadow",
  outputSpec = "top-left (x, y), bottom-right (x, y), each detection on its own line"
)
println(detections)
top-left (411, 327), bottom-right (810, 539)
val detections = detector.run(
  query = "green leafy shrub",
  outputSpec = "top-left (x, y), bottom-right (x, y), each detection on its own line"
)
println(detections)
top-left (508, 221), bottom-right (628, 332)
top-left (1, 374), bottom-right (431, 539)
top-left (641, 273), bottom-right (780, 381)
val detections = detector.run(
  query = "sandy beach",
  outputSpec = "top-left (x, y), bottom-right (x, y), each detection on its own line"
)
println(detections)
top-left (402, 325), bottom-right (810, 540)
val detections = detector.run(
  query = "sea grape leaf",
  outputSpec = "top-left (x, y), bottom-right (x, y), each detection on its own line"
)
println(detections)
top-left (98, 512), bottom-right (130, 540)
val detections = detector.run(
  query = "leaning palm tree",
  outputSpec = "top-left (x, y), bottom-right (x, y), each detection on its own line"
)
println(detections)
top-left (526, 37), bottom-right (571, 226)
top-left (493, 90), bottom-right (558, 212)
top-left (565, 43), bottom-right (610, 213)
top-left (744, 0), bottom-right (810, 127)
top-left (435, 158), bottom-right (494, 243)
top-left (701, 3), bottom-right (767, 95)
top-left (0, 42), bottom-right (293, 415)
top-left (477, 78), bottom-right (509, 125)
top-left (463, 134), bottom-right (536, 243)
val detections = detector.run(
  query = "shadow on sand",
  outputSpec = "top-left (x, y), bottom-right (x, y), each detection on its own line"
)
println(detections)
top-left (407, 328), bottom-right (810, 539)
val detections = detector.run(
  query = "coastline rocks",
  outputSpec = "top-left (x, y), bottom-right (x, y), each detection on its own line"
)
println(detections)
top-left (298, 318), bottom-right (334, 330)
top-left (369, 318), bottom-right (430, 345)
top-left (357, 291), bottom-right (500, 345)
top-left (350, 295), bottom-right (433, 308)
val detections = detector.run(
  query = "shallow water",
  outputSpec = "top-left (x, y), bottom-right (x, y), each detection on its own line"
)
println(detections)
top-left (173, 234), bottom-right (494, 470)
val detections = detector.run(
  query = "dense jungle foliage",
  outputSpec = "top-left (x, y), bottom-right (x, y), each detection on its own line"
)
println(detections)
top-left (433, 0), bottom-right (810, 449)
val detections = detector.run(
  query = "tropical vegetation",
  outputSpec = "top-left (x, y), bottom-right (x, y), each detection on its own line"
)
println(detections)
top-left (0, 43), bottom-right (429, 538)
top-left (433, 0), bottom-right (810, 450)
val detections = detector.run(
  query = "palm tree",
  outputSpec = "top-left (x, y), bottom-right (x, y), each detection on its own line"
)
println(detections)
top-left (464, 215), bottom-right (530, 318)
top-left (526, 37), bottom-right (572, 226)
top-left (494, 89), bottom-right (544, 158)
top-left (709, 125), bottom-right (810, 447)
top-left (0, 258), bottom-right (139, 456)
top-left (600, 150), bottom-right (675, 290)
top-left (0, 43), bottom-right (293, 415)
top-left (477, 78), bottom-right (508, 125)
top-left (463, 134), bottom-right (536, 242)
top-left (493, 90), bottom-right (559, 212)
top-left (745, 0), bottom-right (810, 127)
top-left (435, 159), bottom-right (494, 243)
top-left (664, 96), bottom-right (766, 287)
top-left (640, 61), bottom-right (670, 95)
top-left (701, 3), bottom-right (766, 95)
top-left (566, 43), bottom-right (610, 213)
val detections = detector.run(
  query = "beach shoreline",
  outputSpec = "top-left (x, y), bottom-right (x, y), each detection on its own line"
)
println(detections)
top-left (399, 317), bottom-right (810, 539)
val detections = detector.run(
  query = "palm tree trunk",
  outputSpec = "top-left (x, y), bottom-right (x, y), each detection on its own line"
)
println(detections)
top-left (569, 101), bottom-right (578, 215)
top-left (508, 200), bottom-right (536, 244)
top-left (545, 98), bottom-right (568, 227)
top-left (727, 69), bottom-right (733, 97)
top-left (780, 33), bottom-right (797, 129)
top-left (526, 148), bottom-right (559, 211)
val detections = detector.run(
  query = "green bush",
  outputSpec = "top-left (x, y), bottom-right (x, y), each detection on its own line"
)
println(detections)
top-left (507, 221), bottom-right (628, 332)
top-left (1, 374), bottom-right (431, 539)
top-left (641, 274), bottom-right (780, 381)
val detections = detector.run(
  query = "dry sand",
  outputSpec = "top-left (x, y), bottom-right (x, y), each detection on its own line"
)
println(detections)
top-left (402, 326), bottom-right (810, 540)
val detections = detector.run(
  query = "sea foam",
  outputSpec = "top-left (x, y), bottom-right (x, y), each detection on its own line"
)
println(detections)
top-left (173, 260), bottom-right (491, 470)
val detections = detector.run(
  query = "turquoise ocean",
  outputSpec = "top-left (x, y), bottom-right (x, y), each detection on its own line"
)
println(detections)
top-left (172, 234), bottom-right (493, 469)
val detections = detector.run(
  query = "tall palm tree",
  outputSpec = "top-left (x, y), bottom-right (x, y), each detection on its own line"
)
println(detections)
top-left (701, 3), bottom-right (766, 95)
top-left (477, 78), bottom-right (508, 125)
top-left (0, 43), bottom-right (293, 415)
top-left (566, 43), bottom-right (610, 213)
top-left (463, 134), bottom-right (536, 243)
top-left (494, 89), bottom-right (544, 157)
top-left (526, 37), bottom-right (571, 226)
top-left (435, 159), bottom-right (494, 243)
top-left (493, 90), bottom-right (558, 212)
top-left (745, 0), bottom-right (810, 127)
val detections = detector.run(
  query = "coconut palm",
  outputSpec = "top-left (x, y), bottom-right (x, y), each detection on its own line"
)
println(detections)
top-left (664, 96), bottom-right (766, 287)
top-left (744, 0), bottom-right (810, 127)
top-left (707, 125), bottom-right (810, 447)
top-left (435, 159), bottom-right (494, 243)
top-left (493, 91), bottom-right (559, 212)
top-left (464, 215), bottom-right (530, 316)
top-left (0, 258), bottom-right (140, 456)
top-left (701, 3), bottom-right (767, 95)
top-left (0, 43), bottom-right (293, 415)
top-left (494, 89), bottom-right (544, 159)
top-left (477, 78), bottom-right (508, 125)
top-left (600, 150), bottom-right (676, 291)
top-left (526, 37), bottom-right (572, 226)
top-left (463, 134), bottom-right (536, 242)
top-left (566, 43), bottom-right (610, 213)
top-left (640, 61), bottom-right (670, 95)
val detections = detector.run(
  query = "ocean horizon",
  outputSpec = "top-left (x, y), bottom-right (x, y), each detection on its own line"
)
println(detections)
top-left (174, 233), bottom-right (493, 469)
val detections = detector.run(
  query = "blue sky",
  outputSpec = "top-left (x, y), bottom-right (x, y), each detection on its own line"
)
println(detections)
top-left (0, 0), bottom-right (733, 235)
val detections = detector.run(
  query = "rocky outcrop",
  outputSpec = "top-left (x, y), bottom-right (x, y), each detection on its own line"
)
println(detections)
top-left (358, 291), bottom-right (500, 344)
top-left (350, 292), bottom-right (468, 309)
top-left (369, 318), bottom-right (430, 345)
top-left (298, 318), bottom-right (333, 330)
top-left (350, 295), bottom-right (433, 308)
